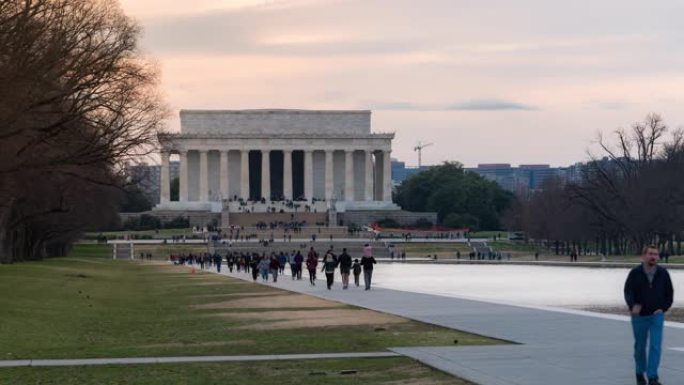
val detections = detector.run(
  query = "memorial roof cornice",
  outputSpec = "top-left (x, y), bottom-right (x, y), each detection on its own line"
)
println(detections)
top-left (180, 109), bottom-right (371, 115)
top-left (158, 133), bottom-right (395, 140)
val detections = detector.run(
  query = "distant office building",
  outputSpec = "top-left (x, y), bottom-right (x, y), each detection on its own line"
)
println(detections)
top-left (467, 163), bottom-right (568, 193)
top-left (518, 164), bottom-right (561, 190)
top-left (391, 159), bottom-right (432, 185)
top-left (469, 164), bottom-right (517, 191)
top-left (558, 162), bottom-right (584, 184)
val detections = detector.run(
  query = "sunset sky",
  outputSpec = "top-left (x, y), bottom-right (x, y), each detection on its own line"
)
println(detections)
top-left (119, 0), bottom-right (684, 167)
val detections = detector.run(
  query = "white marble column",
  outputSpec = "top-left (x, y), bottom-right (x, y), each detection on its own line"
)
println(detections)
top-left (283, 150), bottom-right (292, 200)
top-left (325, 150), bottom-right (333, 200)
top-left (160, 151), bottom-right (170, 203)
top-left (261, 150), bottom-right (270, 200)
top-left (179, 150), bottom-right (188, 202)
top-left (383, 150), bottom-right (392, 202)
top-left (240, 150), bottom-right (249, 200)
top-left (219, 151), bottom-right (229, 201)
top-left (345, 150), bottom-right (354, 201)
top-left (199, 150), bottom-right (209, 202)
top-left (365, 150), bottom-right (374, 201)
top-left (304, 150), bottom-right (313, 202)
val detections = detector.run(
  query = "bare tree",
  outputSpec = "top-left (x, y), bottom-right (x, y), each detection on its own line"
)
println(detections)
top-left (509, 114), bottom-right (684, 257)
top-left (0, 0), bottom-right (167, 262)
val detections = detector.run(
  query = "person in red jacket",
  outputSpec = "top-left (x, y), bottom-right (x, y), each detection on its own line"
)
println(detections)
top-left (269, 254), bottom-right (280, 283)
top-left (306, 247), bottom-right (319, 286)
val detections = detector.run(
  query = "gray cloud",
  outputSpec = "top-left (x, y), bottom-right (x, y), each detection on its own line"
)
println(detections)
top-left (367, 100), bottom-right (537, 111)
top-left (446, 100), bottom-right (537, 111)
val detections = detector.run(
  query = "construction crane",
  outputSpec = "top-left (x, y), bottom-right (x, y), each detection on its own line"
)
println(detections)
top-left (413, 141), bottom-right (433, 168)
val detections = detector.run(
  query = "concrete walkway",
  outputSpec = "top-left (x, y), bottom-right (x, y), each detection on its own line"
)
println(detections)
top-left (216, 267), bottom-right (684, 385)
top-left (0, 352), bottom-right (399, 368)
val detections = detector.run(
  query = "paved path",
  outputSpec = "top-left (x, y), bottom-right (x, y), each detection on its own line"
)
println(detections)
top-left (0, 352), bottom-right (399, 368)
top-left (216, 267), bottom-right (684, 385)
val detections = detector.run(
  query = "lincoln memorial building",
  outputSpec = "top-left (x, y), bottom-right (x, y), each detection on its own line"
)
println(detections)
top-left (154, 110), bottom-right (402, 219)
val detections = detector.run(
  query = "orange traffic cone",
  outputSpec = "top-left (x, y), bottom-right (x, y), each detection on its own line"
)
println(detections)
top-left (191, 267), bottom-right (196, 274)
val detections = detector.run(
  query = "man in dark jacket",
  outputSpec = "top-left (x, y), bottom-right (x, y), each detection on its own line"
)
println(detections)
top-left (360, 253), bottom-right (377, 291)
top-left (338, 248), bottom-right (353, 289)
top-left (293, 250), bottom-right (304, 280)
top-left (624, 245), bottom-right (674, 385)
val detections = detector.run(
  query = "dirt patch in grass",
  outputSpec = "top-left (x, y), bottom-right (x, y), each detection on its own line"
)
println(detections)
top-left (196, 293), bottom-right (345, 310)
top-left (227, 309), bottom-right (407, 330)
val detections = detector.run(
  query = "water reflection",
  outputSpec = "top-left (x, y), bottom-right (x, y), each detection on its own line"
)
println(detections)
top-left (373, 264), bottom-right (684, 307)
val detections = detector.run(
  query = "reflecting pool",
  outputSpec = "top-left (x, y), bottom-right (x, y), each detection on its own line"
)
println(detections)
top-left (373, 264), bottom-right (684, 307)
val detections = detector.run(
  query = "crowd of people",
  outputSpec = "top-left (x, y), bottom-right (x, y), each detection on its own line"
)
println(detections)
top-left (169, 243), bottom-right (378, 290)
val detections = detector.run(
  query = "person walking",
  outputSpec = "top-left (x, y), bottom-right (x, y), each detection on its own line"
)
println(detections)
top-left (227, 253), bottom-right (234, 273)
top-left (321, 250), bottom-right (338, 290)
top-left (244, 253), bottom-right (251, 273)
top-left (214, 253), bottom-right (222, 273)
top-left (257, 256), bottom-right (270, 282)
top-left (338, 248), bottom-right (352, 289)
top-left (270, 254), bottom-right (280, 283)
top-left (250, 256), bottom-right (259, 282)
top-left (306, 247), bottom-right (319, 286)
top-left (294, 250), bottom-right (304, 280)
top-left (352, 258), bottom-right (362, 287)
top-left (278, 252), bottom-right (287, 275)
top-left (624, 245), bottom-right (674, 385)
top-left (361, 243), bottom-right (377, 290)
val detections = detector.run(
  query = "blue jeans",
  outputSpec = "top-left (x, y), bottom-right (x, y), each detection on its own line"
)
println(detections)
top-left (631, 312), bottom-right (665, 379)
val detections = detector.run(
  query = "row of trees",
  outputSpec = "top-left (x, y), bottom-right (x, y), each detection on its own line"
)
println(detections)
top-left (504, 114), bottom-right (684, 255)
top-left (395, 162), bottom-right (514, 231)
top-left (0, 0), bottom-right (165, 262)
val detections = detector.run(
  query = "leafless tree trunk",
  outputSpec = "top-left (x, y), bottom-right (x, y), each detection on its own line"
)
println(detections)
top-left (0, 0), bottom-right (167, 262)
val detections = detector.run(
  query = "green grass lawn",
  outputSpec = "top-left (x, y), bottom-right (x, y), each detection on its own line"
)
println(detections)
top-left (489, 241), bottom-right (539, 253)
top-left (86, 228), bottom-right (194, 239)
top-left (0, 258), bottom-right (498, 360)
top-left (468, 231), bottom-right (508, 239)
top-left (398, 242), bottom-right (471, 258)
top-left (0, 249), bottom-right (494, 384)
top-left (68, 244), bottom-right (113, 258)
top-left (0, 357), bottom-right (471, 385)
top-left (134, 244), bottom-right (208, 260)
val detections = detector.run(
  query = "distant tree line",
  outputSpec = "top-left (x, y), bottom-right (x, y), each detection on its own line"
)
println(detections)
top-left (504, 114), bottom-right (684, 256)
top-left (0, 0), bottom-right (165, 263)
top-left (394, 162), bottom-right (514, 231)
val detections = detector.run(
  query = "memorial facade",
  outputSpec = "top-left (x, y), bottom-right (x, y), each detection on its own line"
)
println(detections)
top-left (155, 109), bottom-right (396, 214)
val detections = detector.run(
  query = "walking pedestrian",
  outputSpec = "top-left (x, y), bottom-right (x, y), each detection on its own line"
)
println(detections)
top-left (226, 253), bottom-right (233, 272)
top-left (294, 250), bottom-right (304, 280)
top-left (361, 243), bottom-right (377, 290)
top-left (258, 256), bottom-right (270, 282)
top-left (306, 247), bottom-right (319, 286)
top-left (250, 257), bottom-right (259, 281)
top-left (321, 250), bottom-right (338, 290)
top-left (352, 258), bottom-right (361, 287)
top-left (338, 248), bottom-right (352, 289)
top-left (278, 252), bottom-right (287, 275)
top-left (214, 253), bottom-right (222, 272)
top-left (270, 254), bottom-right (280, 282)
top-left (624, 245), bottom-right (674, 385)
